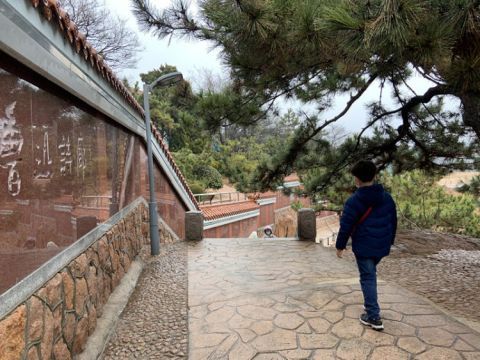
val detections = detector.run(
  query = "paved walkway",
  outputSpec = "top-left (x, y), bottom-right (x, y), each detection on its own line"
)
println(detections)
top-left (189, 239), bottom-right (480, 359)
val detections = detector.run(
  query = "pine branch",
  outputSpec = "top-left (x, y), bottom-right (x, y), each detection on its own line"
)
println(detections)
top-left (258, 73), bottom-right (378, 188)
top-left (131, 0), bottom-right (204, 39)
top-left (301, 83), bottom-right (455, 193)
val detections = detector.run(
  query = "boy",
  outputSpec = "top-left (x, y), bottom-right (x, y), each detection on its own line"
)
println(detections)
top-left (335, 160), bottom-right (397, 331)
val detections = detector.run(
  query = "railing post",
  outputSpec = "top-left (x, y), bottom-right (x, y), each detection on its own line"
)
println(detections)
top-left (185, 211), bottom-right (204, 241)
top-left (297, 208), bottom-right (316, 241)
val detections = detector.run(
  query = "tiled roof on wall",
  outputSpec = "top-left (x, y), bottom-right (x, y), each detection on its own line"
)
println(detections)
top-left (29, 0), bottom-right (199, 210)
top-left (284, 173), bottom-right (300, 182)
top-left (251, 191), bottom-right (277, 200)
top-left (201, 201), bottom-right (260, 221)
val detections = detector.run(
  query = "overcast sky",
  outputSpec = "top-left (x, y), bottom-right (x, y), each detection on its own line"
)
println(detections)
top-left (103, 0), bottom-right (226, 88)
top-left (103, 0), bottom-right (457, 134)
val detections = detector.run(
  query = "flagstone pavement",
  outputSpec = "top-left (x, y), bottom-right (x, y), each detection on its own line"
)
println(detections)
top-left (189, 239), bottom-right (480, 360)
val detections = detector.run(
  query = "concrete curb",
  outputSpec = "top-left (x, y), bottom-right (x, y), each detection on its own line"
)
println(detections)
top-left (78, 257), bottom-right (145, 360)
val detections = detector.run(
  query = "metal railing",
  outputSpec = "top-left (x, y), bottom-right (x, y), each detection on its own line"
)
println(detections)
top-left (194, 192), bottom-right (248, 205)
top-left (80, 195), bottom-right (111, 210)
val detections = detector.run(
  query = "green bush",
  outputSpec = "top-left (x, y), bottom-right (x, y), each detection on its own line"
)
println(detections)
top-left (458, 175), bottom-right (480, 198)
top-left (188, 182), bottom-right (205, 195)
top-left (173, 149), bottom-right (223, 190)
top-left (383, 170), bottom-right (480, 237)
top-left (291, 200), bottom-right (303, 212)
top-left (193, 165), bottom-right (223, 189)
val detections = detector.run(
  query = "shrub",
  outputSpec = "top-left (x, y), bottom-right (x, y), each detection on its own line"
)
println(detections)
top-left (189, 182), bottom-right (205, 195)
top-left (291, 200), bottom-right (303, 212)
top-left (193, 165), bottom-right (223, 190)
top-left (383, 170), bottom-right (480, 237)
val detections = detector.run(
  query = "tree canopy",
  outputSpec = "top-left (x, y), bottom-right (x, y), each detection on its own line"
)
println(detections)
top-left (126, 65), bottom-right (272, 193)
top-left (132, 0), bottom-right (480, 192)
top-left (384, 170), bottom-right (480, 237)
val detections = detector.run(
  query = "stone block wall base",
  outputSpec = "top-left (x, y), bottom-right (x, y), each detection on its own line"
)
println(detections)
top-left (77, 259), bottom-right (145, 360)
top-left (158, 217), bottom-right (181, 244)
top-left (0, 202), bottom-right (149, 360)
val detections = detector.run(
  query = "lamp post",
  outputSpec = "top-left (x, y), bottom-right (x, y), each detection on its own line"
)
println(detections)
top-left (143, 71), bottom-right (183, 255)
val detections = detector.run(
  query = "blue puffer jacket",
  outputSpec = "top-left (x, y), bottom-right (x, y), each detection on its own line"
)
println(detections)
top-left (335, 184), bottom-right (397, 258)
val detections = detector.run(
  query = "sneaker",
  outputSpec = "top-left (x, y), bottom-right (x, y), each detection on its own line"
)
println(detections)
top-left (359, 313), bottom-right (384, 331)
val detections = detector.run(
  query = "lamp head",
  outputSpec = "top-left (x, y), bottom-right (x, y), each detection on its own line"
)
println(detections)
top-left (149, 71), bottom-right (183, 89)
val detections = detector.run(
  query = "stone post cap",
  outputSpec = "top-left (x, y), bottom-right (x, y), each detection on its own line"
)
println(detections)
top-left (298, 208), bottom-right (315, 213)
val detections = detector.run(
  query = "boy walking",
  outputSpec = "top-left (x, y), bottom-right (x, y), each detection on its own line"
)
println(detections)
top-left (335, 160), bottom-right (397, 331)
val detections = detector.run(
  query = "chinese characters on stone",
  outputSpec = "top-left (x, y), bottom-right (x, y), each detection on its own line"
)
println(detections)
top-left (0, 102), bottom-right (23, 196)
top-left (58, 135), bottom-right (73, 176)
top-left (34, 127), bottom-right (53, 179)
top-left (0, 102), bottom-right (88, 196)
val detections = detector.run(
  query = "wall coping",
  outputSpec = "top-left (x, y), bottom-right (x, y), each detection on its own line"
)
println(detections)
top-left (203, 209), bottom-right (260, 230)
top-left (0, 197), bottom-right (148, 320)
top-left (282, 181), bottom-right (302, 188)
top-left (274, 205), bottom-right (294, 213)
top-left (256, 197), bottom-right (277, 206)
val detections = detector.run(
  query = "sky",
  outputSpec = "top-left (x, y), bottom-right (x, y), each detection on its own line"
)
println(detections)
top-left (103, 0), bottom-right (226, 89)
top-left (102, 0), bottom-right (458, 135)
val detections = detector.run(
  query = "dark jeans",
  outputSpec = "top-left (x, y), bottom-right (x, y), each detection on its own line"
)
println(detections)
top-left (355, 255), bottom-right (383, 320)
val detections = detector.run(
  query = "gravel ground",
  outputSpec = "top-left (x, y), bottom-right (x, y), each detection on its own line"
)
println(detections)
top-left (102, 242), bottom-right (188, 359)
top-left (346, 229), bottom-right (480, 324)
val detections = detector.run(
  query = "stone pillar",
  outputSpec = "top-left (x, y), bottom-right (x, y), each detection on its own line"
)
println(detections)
top-left (297, 208), bottom-right (316, 241)
top-left (185, 211), bottom-right (204, 241)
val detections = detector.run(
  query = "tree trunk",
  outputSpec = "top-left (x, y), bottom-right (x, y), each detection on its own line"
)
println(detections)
top-left (460, 92), bottom-right (480, 138)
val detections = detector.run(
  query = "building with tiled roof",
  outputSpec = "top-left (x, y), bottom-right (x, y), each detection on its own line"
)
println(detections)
top-left (282, 173), bottom-right (302, 188)
top-left (284, 173), bottom-right (300, 182)
top-left (201, 200), bottom-right (260, 221)
top-left (201, 200), bottom-right (261, 237)
top-left (200, 175), bottom-right (310, 237)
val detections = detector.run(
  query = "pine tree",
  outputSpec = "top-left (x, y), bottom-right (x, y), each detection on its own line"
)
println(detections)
top-left (131, 0), bottom-right (480, 191)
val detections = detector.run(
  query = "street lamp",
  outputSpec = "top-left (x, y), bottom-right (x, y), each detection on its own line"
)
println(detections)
top-left (143, 71), bottom-right (183, 255)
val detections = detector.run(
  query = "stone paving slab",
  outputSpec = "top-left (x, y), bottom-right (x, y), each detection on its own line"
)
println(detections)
top-left (188, 239), bottom-right (480, 360)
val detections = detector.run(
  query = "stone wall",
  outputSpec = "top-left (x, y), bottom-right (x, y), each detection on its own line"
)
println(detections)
top-left (0, 202), bottom-right (150, 360)
top-left (159, 216), bottom-right (181, 244)
top-left (258, 202), bottom-right (275, 227)
top-left (203, 216), bottom-right (260, 238)
top-left (274, 207), bottom-right (298, 237)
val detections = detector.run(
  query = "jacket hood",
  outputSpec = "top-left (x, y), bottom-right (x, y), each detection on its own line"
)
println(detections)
top-left (355, 183), bottom-right (385, 207)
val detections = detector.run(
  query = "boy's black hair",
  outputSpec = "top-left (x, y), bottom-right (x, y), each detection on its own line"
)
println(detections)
top-left (351, 160), bottom-right (377, 182)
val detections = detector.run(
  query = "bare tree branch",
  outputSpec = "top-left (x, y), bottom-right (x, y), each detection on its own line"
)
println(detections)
top-left (59, 0), bottom-right (142, 71)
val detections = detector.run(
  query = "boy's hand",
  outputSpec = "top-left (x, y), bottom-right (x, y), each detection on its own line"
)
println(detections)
top-left (336, 249), bottom-right (345, 258)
